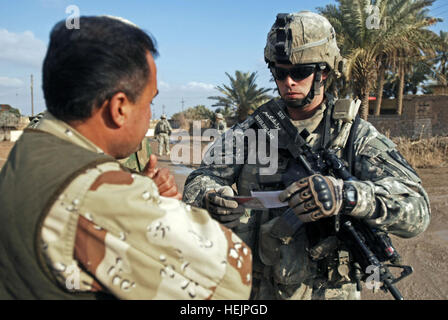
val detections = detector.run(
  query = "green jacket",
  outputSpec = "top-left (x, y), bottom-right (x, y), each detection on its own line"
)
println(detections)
top-left (0, 129), bottom-right (114, 299)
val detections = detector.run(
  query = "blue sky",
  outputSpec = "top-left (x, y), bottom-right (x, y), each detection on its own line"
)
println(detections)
top-left (1, 0), bottom-right (447, 117)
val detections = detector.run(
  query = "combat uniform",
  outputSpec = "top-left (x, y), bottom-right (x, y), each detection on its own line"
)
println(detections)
top-left (155, 118), bottom-right (172, 156)
top-left (214, 115), bottom-right (227, 135)
top-left (183, 97), bottom-right (431, 300)
top-left (0, 112), bottom-right (252, 299)
top-left (28, 111), bottom-right (153, 174)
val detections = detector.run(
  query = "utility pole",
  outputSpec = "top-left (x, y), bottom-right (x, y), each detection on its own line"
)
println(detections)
top-left (181, 98), bottom-right (185, 112)
top-left (30, 74), bottom-right (34, 116)
top-left (162, 104), bottom-right (166, 115)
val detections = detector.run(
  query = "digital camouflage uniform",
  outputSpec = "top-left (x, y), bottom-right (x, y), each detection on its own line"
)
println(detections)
top-left (214, 113), bottom-right (227, 135)
top-left (2, 112), bottom-right (252, 299)
top-left (183, 11), bottom-right (431, 300)
top-left (155, 117), bottom-right (172, 156)
top-left (183, 97), bottom-right (430, 300)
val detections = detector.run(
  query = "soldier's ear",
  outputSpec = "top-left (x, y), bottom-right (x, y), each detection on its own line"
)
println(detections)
top-left (108, 92), bottom-right (131, 128)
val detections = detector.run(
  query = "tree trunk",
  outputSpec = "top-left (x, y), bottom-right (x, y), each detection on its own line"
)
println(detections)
top-left (237, 104), bottom-right (249, 122)
top-left (360, 93), bottom-right (370, 120)
top-left (396, 62), bottom-right (405, 115)
top-left (374, 64), bottom-right (386, 116)
top-left (359, 81), bottom-right (371, 120)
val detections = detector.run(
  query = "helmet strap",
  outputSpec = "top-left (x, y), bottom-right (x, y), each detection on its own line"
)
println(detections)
top-left (283, 67), bottom-right (325, 109)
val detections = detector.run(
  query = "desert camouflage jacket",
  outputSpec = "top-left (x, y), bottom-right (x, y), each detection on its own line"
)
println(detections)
top-left (29, 111), bottom-right (152, 174)
top-left (183, 97), bottom-right (431, 240)
top-left (34, 113), bottom-right (252, 299)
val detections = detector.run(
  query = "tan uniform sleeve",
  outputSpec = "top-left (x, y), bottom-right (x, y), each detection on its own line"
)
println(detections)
top-left (41, 162), bottom-right (252, 299)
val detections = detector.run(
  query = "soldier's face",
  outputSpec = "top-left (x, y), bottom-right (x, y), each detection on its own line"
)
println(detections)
top-left (274, 63), bottom-right (316, 101)
top-left (122, 52), bottom-right (158, 157)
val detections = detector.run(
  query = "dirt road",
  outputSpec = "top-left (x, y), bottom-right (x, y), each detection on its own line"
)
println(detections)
top-left (1, 139), bottom-right (447, 300)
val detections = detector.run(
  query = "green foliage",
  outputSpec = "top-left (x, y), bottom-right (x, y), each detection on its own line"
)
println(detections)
top-left (208, 71), bottom-right (272, 122)
top-left (382, 62), bottom-right (435, 98)
top-left (171, 105), bottom-right (215, 121)
top-left (318, 0), bottom-right (441, 118)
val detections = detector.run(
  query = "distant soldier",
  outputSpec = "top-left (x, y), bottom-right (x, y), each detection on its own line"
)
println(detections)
top-left (154, 114), bottom-right (172, 156)
top-left (214, 113), bottom-right (227, 135)
top-left (28, 112), bottom-right (45, 129)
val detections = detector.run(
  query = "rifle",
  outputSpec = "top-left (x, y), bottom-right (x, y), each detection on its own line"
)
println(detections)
top-left (254, 100), bottom-right (413, 300)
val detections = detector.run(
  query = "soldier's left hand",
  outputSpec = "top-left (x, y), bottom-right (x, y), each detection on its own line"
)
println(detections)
top-left (143, 154), bottom-right (182, 200)
top-left (279, 174), bottom-right (344, 222)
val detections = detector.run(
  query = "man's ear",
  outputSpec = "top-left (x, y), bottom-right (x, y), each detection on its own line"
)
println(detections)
top-left (108, 92), bottom-right (130, 128)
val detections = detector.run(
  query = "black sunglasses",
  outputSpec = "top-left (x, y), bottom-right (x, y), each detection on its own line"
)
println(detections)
top-left (270, 64), bottom-right (316, 81)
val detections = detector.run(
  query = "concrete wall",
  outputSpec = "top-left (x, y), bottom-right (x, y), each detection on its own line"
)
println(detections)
top-left (368, 94), bottom-right (448, 138)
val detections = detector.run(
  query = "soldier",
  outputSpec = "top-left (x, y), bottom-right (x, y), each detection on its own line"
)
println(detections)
top-left (0, 16), bottom-right (252, 300)
top-left (183, 11), bottom-right (430, 300)
top-left (154, 114), bottom-right (172, 156)
top-left (214, 113), bottom-right (227, 135)
top-left (28, 112), bottom-right (45, 128)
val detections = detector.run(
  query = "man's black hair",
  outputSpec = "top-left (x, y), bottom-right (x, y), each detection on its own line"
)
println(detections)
top-left (42, 16), bottom-right (158, 121)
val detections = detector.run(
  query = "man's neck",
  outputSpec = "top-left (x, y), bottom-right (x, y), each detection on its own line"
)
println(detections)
top-left (67, 114), bottom-right (114, 157)
top-left (286, 95), bottom-right (325, 121)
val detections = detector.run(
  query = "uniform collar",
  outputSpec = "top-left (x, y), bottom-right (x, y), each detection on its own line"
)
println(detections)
top-left (31, 111), bottom-right (106, 155)
top-left (290, 102), bottom-right (327, 134)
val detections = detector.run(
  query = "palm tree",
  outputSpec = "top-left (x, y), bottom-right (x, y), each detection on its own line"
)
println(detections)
top-left (434, 30), bottom-right (448, 83)
top-left (208, 71), bottom-right (272, 122)
top-left (319, 0), bottom-right (440, 119)
top-left (374, 0), bottom-right (440, 115)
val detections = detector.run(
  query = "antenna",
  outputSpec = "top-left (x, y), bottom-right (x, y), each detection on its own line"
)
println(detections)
top-left (30, 74), bottom-right (34, 116)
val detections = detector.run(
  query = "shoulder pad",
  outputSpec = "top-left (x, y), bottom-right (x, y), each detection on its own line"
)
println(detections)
top-left (333, 99), bottom-right (361, 123)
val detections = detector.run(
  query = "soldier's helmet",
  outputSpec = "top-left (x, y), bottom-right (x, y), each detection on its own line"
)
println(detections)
top-left (264, 11), bottom-right (344, 78)
top-left (215, 113), bottom-right (224, 120)
top-left (161, 114), bottom-right (167, 119)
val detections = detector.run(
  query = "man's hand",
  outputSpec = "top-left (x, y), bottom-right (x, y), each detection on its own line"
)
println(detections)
top-left (205, 186), bottom-right (245, 228)
top-left (143, 154), bottom-right (182, 200)
top-left (279, 174), bottom-right (344, 223)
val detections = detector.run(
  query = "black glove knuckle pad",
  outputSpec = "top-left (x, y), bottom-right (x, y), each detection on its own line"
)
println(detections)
top-left (311, 175), bottom-right (334, 211)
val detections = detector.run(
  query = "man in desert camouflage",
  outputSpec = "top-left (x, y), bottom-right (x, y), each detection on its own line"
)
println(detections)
top-left (0, 16), bottom-right (252, 300)
top-left (183, 11), bottom-right (430, 300)
top-left (29, 111), bottom-right (153, 173)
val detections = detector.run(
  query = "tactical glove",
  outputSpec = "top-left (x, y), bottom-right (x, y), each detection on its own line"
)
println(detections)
top-left (204, 186), bottom-right (245, 228)
top-left (279, 174), bottom-right (344, 222)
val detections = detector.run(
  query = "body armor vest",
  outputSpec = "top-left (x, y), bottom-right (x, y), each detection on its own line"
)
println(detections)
top-left (232, 98), bottom-right (359, 298)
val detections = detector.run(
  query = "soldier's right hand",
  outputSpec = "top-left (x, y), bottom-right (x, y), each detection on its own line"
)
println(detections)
top-left (204, 186), bottom-right (245, 228)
